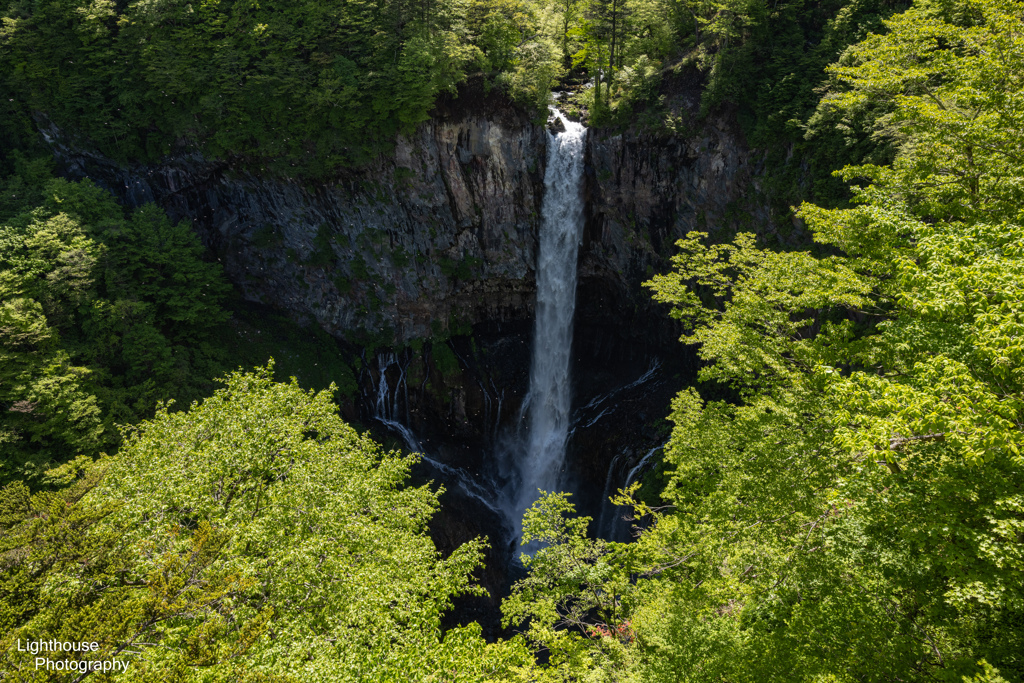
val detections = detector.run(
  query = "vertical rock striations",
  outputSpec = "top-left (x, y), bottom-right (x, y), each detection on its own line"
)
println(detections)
top-left (578, 110), bottom-right (776, 343)
top-left (45, 87), bottom-right (781, 501)
top-left (49, 87), bottom-right (550, 345)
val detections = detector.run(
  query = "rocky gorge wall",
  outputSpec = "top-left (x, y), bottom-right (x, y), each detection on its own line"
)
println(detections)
top-left (47, 80), bottom-right (782, 636)
top-left (49, 84), bottom-right (778, 357)
top-left (578, 106), bottom-right (778, 351)
top-left (48, 78), bottom-right (782, 510)
top-left (566, 106), bottom-right (781, 519)
top-left (48, 89), bottom-right (549, 346)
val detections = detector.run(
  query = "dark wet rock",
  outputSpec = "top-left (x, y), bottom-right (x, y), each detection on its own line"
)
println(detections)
top-left (45, 88), bottom-right (550, 346)
top-left (41, 77), bottom-right (785, 582)
top-left (44, 77), bottom-right (780, 356)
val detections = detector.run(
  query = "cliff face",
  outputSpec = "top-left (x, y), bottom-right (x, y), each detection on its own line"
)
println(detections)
top-left (50, 90), bottom-right (549, 345)
top-left (48, 83), bottom-right (778, 476)
top-left (576, 110), bottom-right (773, 343)
top-left (567, 108), bottom-right (780, 521)
top-left (47, 85), bottom-right (779, 635)
top-left (50, 87), bottom-right (774, 353)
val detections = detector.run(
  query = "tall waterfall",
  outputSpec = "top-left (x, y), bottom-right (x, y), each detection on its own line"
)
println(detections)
top-left (511, 108), bottom-right (587, 539)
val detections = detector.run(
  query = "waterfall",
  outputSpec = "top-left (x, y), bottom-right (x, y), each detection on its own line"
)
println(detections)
top-left (371, 353), bottom-right (420, 452)
top-left (510, 108), bottom-right (587, 540)
top-left (624, 443), bottom-right (665, 490)
top-left (603, 443), bottom-right (666, 541)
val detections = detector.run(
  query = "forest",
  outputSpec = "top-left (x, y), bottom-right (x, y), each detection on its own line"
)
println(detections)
top-left (1, 0), bottom-right (1022, 680)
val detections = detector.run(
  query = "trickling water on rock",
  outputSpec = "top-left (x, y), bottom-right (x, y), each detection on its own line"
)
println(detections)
top-left (369, 353), bottom-right (505, 517)
top-left (604, 442), bottom-right (666, 541)
top-left (506, 108), bottom-right (587, 540)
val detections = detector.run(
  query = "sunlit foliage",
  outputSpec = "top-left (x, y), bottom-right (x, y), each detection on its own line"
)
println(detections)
top-left (511, 1), bottom-right (1024, 680)
top-left (0, 367), bottom-right (533, 681)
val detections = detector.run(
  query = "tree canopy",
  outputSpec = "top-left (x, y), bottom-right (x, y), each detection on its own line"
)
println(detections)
top-left (0, 366), bottom-right (533, 681)
top-left (0, 164), bottom-right (230, 484)
top-left (0, 0), bottom-right (905, 177)
top-left (1, 0), bottom-right (485, 173)
top-left (504, 0), bottom-right (1024, 680)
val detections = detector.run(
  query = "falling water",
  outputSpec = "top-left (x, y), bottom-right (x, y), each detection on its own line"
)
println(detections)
top-left (624, 443), bottom-right (665, 491)
top-left (370, 354), bottom-right (503, 516)
top-left (510, 108), bottom-right (587, 539)
top-left (602, 442), bottom-right (666, 541)
top-left (596, 453), bottom-right (622, 538)
top-left (371, 352), bottom-right (420, 452)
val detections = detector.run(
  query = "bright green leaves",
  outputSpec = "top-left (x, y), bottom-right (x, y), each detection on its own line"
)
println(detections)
top-left (617, 1), bottom-right (1024, 680)
top-left (98, 365), bottom-right (523, 681)
top-left (0, 203), bottom-right (107, 480)
top-left (0, 327), bottom-right (103, 483)
top-left (0, 457), bottom-right (273, 683)
top-left (793, 204), bottom-right (1024, 468)
top-left (646, 231), bottom-right (871, 394)
top-left (562, 0), bottom-right (679, 122)
top-left (618, 380), bottom-right (875, 682)
top-left (467, 0), bottom-right (564, 109)
top-left (503, 492), bottom-right (636, 682)
top-left (828, 220), bottom-right (1024, 467)
top-left (831, 356), bottom-right (1024, 466)
top-left (820, 0), bottom-right (1024, 224)
top-left (2, 367), bottom-right (533, 681)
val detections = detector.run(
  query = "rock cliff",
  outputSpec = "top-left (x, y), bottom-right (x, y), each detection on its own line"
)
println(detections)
top-left (50, 81), bottom-right (777, 357)
top-left (577, 105), bottom-right (776, 353)
top-left (48, 76), bottom-right (781, 497)
top-left (49, 87), bottom-right (549, 346)
top-left (46, 78), bottom-right (782, 636)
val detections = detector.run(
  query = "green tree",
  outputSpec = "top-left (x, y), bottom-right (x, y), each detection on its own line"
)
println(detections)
top-left (503, 492), bottom-right (638, 682)
top-left (0, 0), bottom-right (483, 175)
top-left (552, 0), bottom-right (583, 67)
top-left (0, 173), bottom-right (231, 484)
top-left (0, 456), bottom-right (274, 683)
top-left (635, 1), bottom-right (1024, 678)
top-left (514, 0), bottom-right (1024, 680)
top-left (1, 367), bottom-right (534, 681)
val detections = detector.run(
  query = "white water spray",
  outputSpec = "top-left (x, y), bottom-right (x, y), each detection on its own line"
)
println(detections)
top-left (510, 108), bottom-right (587, 538)
top-left (624, 443), bottom-right (664, 490)
top-left (603, 442), bottom-right (666, 541)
